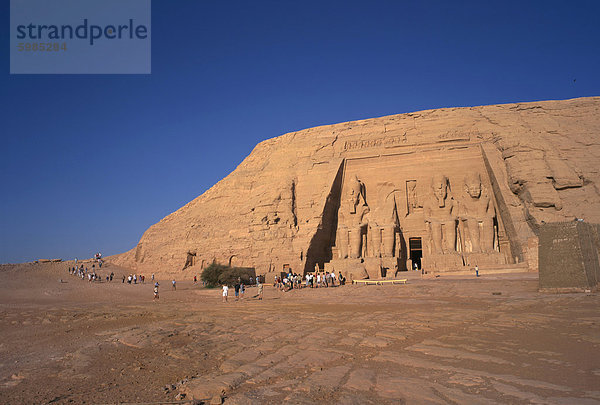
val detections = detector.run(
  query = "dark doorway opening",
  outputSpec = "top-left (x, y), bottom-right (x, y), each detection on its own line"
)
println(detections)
top-left (409, 238), bottom-right (422, 270)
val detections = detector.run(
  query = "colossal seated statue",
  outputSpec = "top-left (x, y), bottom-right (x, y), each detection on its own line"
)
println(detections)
top-left (458, 172), bottom-right (495, 253)
top-left (337, 175), bottom-right (369, 259)
top-left (424, 174), bottom-right (457, 254)
top-left (348, 174), bottom-right (364, 215)
top-left (368, 183), bottom-right (398, 258)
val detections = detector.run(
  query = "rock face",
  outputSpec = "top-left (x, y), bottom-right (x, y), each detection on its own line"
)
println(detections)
top-left (112, 97), bottom-right (600, 279)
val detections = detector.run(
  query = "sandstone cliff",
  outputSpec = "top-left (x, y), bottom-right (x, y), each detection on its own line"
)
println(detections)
top-left (112, 97), bottom-right (600, 276)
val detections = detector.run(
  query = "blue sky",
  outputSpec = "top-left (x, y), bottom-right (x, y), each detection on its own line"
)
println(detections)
top-left (1, 0), bottom-right (599, 263)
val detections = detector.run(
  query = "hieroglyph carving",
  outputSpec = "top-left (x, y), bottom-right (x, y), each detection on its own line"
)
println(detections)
top-left (343, 134), bottom-right (407, 151)
top-left (406, 180), bottom-right (420, 214)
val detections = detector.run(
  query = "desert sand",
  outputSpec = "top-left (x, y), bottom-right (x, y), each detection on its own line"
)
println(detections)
top-left (0, 261), bottom-right (599, 404)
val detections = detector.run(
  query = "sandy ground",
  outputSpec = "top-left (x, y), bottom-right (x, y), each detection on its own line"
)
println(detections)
top-left (0, 262), bottom-right (599, 405)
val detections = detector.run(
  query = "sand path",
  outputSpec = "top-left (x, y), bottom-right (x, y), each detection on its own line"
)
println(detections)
top-left (0, 262), bottom-right (598, 404)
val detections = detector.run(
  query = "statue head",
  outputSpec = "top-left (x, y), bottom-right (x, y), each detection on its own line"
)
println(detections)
top-left (346, 175), bottom-right (363, 213)
top-left (431, 174), bottom-right (448, 207)
top-left (350, 175), bottom-right (361, 193)
top-left (464, 172), bottom-right (482, 199)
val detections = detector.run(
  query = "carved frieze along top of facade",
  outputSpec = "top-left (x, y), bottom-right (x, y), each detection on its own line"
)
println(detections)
top-left (341, 129), bottom-right (481, 153)
top-left (343, 134), bottom-right (407, 151)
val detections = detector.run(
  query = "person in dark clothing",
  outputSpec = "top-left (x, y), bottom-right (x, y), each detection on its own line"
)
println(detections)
top-left (234, 280), bottom-right (241, 301)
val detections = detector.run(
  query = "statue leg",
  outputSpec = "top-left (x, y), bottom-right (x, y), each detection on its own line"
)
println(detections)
top-left (338, 227), bottom-right (349, 259)
top-left (349, 228), bottom-right (362, 259)
top-left (382, 227), bottom-right (395, 257)
top-left (431, 222), bottom-right (443, 254)
top-left (457, 220), bottom-right (465, 253)
top-left (481, 217), bottom-right (494, 252)
top-left (466, 219), bottom-right (481, 253)
top-left (371, 226), bottom-right (382, 258)
top-left (443, 220), bottom-right (457, 253)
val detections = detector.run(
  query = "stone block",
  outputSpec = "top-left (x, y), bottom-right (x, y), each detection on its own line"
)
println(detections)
top-left (539, 222), bottom-right (600, 292)
top-left (421, 253), bottom-right (464, 272)
top-left (327, 259), bottom-right (369, 282)
top-left (462, 251), bottom-right (506, 267)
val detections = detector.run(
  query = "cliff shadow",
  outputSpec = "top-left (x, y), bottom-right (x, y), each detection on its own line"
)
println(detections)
top-left (303, 160), bottom-right (344, 274)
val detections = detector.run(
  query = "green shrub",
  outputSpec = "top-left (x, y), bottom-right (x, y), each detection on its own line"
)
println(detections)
top-left (219, 267), bottom-right (252, 285)
top-left (201, 263), bottom-right (254, 288)
top-left (201, 263), bottom-right (227, 288)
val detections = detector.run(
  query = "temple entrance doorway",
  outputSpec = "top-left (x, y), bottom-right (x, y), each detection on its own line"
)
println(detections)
top-left (409, 237), bottom-right (422, 270)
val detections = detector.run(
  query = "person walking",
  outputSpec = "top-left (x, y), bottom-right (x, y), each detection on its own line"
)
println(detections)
top-left (257, 282), bottom-right (263, 300)
top-left (172, 279), bottom-right (176, 290)
top-left (234, 279), bottom-right (241, 301)
top-left (222, 284), bottom-right (229, 303)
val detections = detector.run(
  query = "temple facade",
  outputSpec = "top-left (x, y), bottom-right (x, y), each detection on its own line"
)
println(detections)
top-left (317, 142), bottom-right (522, 281)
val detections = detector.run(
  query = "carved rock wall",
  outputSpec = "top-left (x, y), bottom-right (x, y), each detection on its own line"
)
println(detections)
top-left (111, 97), bottom-right (600, 276)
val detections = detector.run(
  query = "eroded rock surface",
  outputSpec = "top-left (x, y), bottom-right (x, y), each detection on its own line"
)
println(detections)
top-left (112, 97), bottom-right (600, 277)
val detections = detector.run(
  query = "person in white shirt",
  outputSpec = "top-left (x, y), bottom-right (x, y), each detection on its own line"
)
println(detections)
top-left (222, 285), bottom-right (229, 302)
